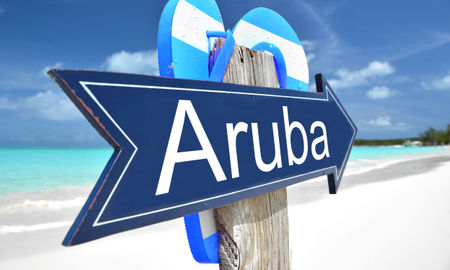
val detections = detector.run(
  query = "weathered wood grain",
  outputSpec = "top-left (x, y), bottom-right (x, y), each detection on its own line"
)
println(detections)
top-left (210, 38), bottom-right (290, 270)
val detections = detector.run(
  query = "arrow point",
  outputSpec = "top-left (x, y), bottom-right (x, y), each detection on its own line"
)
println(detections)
top-left (315, 73), bottom-right (357, 195)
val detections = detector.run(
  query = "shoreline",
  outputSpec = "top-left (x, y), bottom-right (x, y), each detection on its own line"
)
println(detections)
top-left (287, 150), bottom-right (450, 206)
top-left (1, 150), bottom-right (450, 269)
top-left (1, 149), bottom-right (449, 231)
top-left (1, 146), bottom-right (447, 197)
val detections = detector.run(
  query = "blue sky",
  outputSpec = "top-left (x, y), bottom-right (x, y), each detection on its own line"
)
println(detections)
top-left (0, 0), bottom-right (449, 146)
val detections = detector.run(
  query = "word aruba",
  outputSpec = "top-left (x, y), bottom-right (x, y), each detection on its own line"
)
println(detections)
top-left (155, 100), bottom-right (330, 195)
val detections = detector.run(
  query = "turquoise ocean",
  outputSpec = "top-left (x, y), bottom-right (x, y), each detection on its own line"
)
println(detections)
top-left (0, 146), bottom-right (448, 235)
top-left (0, 146), bottom-right (448, 195)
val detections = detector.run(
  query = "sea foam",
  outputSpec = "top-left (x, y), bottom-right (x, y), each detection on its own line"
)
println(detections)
top-left (0, 197), bottom-right (84, 213)
top-left (0, 221), bottom-right (72, 234)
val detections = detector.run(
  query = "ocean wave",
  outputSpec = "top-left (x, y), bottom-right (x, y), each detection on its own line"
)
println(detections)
top-left (0, 221), bottom-right (72, 234)
top-left (0, 197), bottom-right (84, 213)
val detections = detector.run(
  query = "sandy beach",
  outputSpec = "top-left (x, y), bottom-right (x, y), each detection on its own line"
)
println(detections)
top-left (1, 149), bottom-right (449, 270)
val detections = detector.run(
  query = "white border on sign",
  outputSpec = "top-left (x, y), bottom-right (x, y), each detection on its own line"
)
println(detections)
top-left (78, 81), bottom-right (355, 227)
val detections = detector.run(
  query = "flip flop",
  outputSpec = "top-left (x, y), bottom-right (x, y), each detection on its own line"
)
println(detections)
top-left (157, 0), bottom-right (310, 264)
top-left (232, 7), bottom-right (309, 91)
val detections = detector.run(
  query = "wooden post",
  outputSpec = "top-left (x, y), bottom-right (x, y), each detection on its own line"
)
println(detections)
top-left (210, 39), bottom-right (290, 270)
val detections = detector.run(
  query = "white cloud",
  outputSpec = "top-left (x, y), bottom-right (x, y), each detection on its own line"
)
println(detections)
top-left (367, 86), bottom-right (395, 100)
top-left (0, 91), bottom-right (81, 121)
top-left (0, 97), bottom-right (17, 109)
top-left (301, 40), bottom-right (315, 51)
top-left (301, 40), bottom-right (316, 62)
top-left (329, 61), bottom-right (395, 89)
top-left (367, 116), bottom-right (392, 126)
top-left (364, 115), bottom-right (409, 130)
top-left (40, 62), bottom-right (62, 77)
top-left (102, 50), bottom-right (158, 75)
top-left (306, 53), bottom-right (316, 62)
top-left (421, 73), bottom-right (450, 90)
top-left (23, 90), bottom-right (80, 120)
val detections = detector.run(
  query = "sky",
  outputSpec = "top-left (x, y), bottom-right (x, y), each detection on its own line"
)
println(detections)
top-left (0, 0), bottom-right (449, 147)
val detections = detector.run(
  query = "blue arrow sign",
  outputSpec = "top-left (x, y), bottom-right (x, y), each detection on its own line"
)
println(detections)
top-left (49, 70), bottom-right (356, 246)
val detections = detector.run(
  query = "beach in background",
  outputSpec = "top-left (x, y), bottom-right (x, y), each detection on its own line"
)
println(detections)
top-left (1, 146), bottom-right (449, 269)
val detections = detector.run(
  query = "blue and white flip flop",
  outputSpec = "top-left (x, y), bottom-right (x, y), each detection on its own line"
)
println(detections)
top-left (157, 0), bottom-right (310, 264)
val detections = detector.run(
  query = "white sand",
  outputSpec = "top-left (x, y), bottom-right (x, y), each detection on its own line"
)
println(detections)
top-left (1, 155), bottom-right (449, 269)
top-left (290, 161), bottom-right (450, 270)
